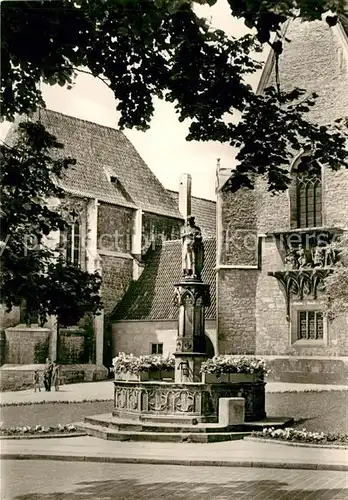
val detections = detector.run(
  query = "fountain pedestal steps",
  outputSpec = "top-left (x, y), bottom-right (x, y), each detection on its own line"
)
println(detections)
top-left (75, 413), bottom-right (293, 443)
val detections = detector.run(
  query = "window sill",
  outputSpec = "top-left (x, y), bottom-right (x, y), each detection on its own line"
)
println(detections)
top-left (266, 227), bottom-right (343, 236)
top-left (292, 340), bottom-right (326, 347)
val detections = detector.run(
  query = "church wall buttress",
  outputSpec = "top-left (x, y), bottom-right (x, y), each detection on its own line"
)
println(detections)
top-left (217, 188), bottom-right (258, 354)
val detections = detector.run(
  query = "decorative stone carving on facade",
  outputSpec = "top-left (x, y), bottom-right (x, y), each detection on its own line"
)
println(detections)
top-left (60, 197), bottom-right (87, 222)
top-left (268, 268), bottom-right (332, 320)
top-left (284, 244), bottom-right (338, 270)
top-left (173, 284), bottom-right (211, 308)
top-left (277, 229), bottom-right (341, 271)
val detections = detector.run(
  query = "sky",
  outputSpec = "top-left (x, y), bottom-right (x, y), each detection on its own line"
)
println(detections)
top-left (0, 0), bottom-right (266, 201)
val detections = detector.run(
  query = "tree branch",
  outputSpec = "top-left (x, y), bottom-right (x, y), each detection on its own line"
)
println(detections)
top-left (72, 67), bottom-right (112, 90)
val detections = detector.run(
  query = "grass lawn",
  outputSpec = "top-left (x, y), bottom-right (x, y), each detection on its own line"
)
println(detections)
top-left (266, 392), bottom-right (347, 434)
top-left (0, 392), bottom-right (346, 435)
top-left (0, 401), bottom-right (113, 428)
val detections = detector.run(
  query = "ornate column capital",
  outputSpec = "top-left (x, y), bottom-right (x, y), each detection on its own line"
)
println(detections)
top-left (173, 282), bottom-right (211, 308)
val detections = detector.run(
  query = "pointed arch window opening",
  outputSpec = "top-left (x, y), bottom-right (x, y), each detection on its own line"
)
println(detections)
top-left (295, 159), bottom-right (322, 229)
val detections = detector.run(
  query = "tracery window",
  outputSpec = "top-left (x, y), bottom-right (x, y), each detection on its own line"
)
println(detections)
top-left (298, 310), bottom-right (324, 340)
top-left (295, 157), bottom-right (322, 228)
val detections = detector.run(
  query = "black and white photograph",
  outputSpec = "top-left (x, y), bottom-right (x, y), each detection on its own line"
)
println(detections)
top-left (0, 0), bottom-right (347, 498)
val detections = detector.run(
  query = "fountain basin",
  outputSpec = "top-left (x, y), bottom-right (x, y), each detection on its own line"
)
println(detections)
top-left (113, 378), bottom-right (266, 423)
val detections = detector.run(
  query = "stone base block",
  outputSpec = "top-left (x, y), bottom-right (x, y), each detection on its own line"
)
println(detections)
top-left (0, 363), bottom-right (108, 391)
top-left (218, 397), bottom-right (245, 427)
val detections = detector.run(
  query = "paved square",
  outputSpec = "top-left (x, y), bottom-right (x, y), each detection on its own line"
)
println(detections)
top-left (2, 461), bottom-right (347, 499)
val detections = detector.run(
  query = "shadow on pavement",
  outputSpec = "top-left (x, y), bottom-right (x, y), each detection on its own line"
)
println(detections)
top-left (9, 477), bottom-right (347, 499)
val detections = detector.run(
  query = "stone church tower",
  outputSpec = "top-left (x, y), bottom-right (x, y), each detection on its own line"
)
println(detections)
top-left (216, 17), bottom-right (348, 383)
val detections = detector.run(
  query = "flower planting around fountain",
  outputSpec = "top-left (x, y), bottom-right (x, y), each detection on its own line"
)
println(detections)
top-left (112, 353), bottom-right (267, 422)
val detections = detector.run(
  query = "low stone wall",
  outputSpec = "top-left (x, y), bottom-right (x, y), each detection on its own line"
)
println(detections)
top-left (3, 325), bottom-right (50, 364)
top-left (264, 356), bottom-right (348, 385)
top-left (113, 379), bottom-right (266, 422)
top-left (0, 364), bottom-right (108, 391)
top-left (58, 329), bottom-right (87, 364)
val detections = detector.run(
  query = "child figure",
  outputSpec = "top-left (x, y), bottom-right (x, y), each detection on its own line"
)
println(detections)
top-left (33, 371), bottom-right (41, 392)
top-left (51, 362), bottom-right (60, 391)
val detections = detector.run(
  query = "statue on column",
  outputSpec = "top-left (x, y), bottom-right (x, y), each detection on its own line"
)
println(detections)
top-left (181, 216), bottom-right (204, 280)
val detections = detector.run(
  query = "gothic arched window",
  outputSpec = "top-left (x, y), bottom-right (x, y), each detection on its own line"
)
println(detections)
top-left (66, 220), bottom-right (81, 266)
top-left (291, 156), bottom-right (322, 229)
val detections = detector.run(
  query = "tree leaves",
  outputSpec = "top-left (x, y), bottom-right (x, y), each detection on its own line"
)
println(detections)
top-left (0, 121), bottom-right (102, 326)
top-left (222, 87), bottom-right (348, 193)
top-left (1, 0), bottom-right (347, 195)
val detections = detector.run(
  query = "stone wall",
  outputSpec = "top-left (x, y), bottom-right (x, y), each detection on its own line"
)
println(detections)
top-left (3, 325), bottom-right (50, 364)
top-left (97, 203), bottom-right (133, 253)
top-left (219, 188), bottom-right (258, 267)
top-left (142, 212), bottom-right (182, 255)
top-left (269, 20), bottom-right (348, 125)
top-left (0, 364), bottom-right (108, 391)
top-left (58, 329), bottom-right (87, 364)
top-left (216, 19), bottom-right (348, 367)
top-left (217, 186), bottom-right (259, 355)
top-left (264, 355), bottom-right (348, 385)
top-left (112, 319), bottom-right (217, 358)
top-left (217, 270), bottom-right (258, 354)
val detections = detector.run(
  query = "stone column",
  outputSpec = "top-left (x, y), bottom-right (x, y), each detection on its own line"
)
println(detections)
top-left (44, 225), bottom-right (60, 360)
top-left (132, 209), bottom-right (144, 280)
top-left (179, 173), bottom-right (192, 218)
top-left (174, 280), bottom-right (210, 383)
top-left (94, 311), bottom-right (104, 366)
top-left (86, 199), bottom-right (98, 274)
top-left (86, 199), bottom-right (104, 365)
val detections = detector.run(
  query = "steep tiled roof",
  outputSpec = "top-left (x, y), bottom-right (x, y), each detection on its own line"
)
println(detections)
top-left (7, 109), bottom-right (182, 218)
top-left (167, 190), bottom-right (216, 239)
top-left (340, 15), bottom-right (348, 37)
top-left (112, 238), bottom-right (216, 321)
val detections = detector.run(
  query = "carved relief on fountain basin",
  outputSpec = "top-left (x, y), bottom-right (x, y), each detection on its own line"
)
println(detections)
top-left (113, 380), bottom-right (266, 422)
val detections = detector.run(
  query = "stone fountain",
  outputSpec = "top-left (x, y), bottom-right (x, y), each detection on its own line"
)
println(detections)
top-left (76, 216), bottom-right (292, 442)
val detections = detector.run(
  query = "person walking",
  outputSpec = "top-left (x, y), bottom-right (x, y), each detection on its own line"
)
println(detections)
top-left (43, 358), bottom-right (53, 391)
top-left (51, 362), bottom-right (60, 391)
top-left (33, 370), bottom-right (41, 392)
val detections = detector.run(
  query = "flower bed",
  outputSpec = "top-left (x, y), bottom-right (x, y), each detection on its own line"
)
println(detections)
top-left (252, 427), bottom-right (348, 445)
top-left (112, 353), bottom-right (175, 376)
top-left (200, 355), bottom-right (269, 377)
top-left (202, 372), bottom-right (263, 384)
top-left (0, 423), bottom-right (79, 436)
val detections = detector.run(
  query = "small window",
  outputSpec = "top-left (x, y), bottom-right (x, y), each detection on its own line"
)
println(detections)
top-left (151, 343), bottom-right (163, 355)
top-left (66, 221), bottom-right (81, 266)
top-left (298, 311), bottom-right (324, 340)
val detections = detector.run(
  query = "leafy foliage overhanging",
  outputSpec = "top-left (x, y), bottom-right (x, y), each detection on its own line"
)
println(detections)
top-left (1, 0), bottom-right (348, 192)
top-left (0, 122), bottom-right (103, 326)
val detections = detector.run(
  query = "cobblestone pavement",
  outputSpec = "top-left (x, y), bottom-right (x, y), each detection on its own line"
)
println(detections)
top-left (2, 460), bottom-right (347, 499)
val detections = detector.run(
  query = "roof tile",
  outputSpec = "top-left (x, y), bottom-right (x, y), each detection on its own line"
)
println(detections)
top-left (167, 190), bottom-right (216, 239)
top-left (7, 109), bottom-right (182, 218)
top-left (112, 238), bottom-right (216, 321)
